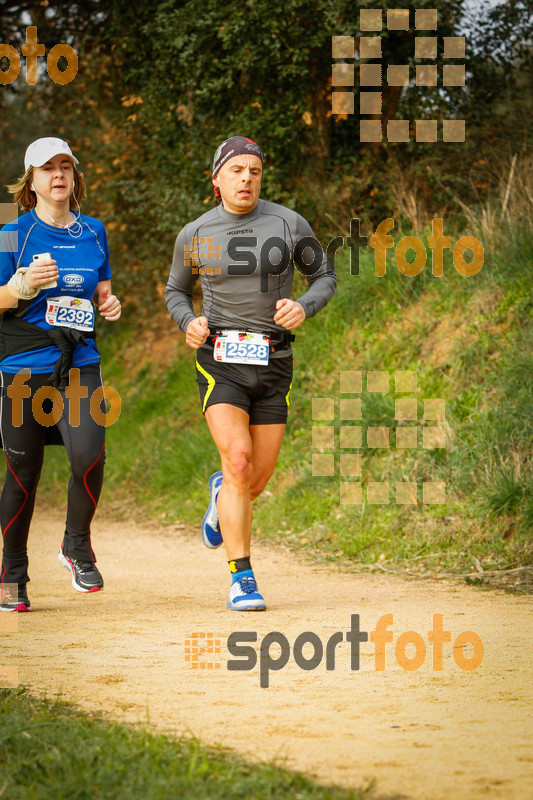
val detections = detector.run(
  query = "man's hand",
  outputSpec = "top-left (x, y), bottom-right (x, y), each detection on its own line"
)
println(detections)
top-left (186, 316), bottom-right (210, 349)
top-left (273, 298), bottom-right (306, 330)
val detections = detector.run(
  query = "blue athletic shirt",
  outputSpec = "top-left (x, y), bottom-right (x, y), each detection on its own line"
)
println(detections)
top-left (0, 209), bottom-right (112, 373)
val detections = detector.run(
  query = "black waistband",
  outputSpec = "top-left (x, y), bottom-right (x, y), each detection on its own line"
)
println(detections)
top-left (0, 315), bottom-right (95, 390)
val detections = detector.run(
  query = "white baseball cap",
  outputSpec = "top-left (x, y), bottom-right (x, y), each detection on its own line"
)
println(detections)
top-left (24, 137), bottom-right (79, 172)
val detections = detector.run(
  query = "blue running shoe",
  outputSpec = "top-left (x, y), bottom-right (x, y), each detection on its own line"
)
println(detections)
top-left (227, 576), bottom-right (266, 611)
top-left (201, 471), bottom-right (223, 548)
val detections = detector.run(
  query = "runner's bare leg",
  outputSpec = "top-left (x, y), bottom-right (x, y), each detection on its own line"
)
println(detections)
top-left (249, 423), bottom-right (286, 499)
top-left (204, 404), bottom-right (285, 560)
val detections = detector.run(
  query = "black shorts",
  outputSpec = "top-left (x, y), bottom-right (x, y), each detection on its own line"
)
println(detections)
top-left (195, 347), bottom-right (293, 425)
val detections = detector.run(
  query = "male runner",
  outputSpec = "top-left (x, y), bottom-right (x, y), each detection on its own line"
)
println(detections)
top-left (165, 136), bottom-right (336, 611)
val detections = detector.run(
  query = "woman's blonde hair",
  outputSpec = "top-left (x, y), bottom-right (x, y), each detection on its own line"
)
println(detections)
top-left (6, 165), bottom-right (87, 213)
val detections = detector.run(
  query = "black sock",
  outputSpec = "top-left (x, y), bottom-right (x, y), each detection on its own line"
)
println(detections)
top-left (229, 556), bottom-right (253, 582)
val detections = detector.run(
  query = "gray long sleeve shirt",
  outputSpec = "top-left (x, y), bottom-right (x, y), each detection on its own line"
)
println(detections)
top-left (165, 199), bottom-right (336, 352)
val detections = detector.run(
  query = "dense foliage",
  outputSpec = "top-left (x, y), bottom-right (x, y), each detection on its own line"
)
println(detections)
top-left (0, 1), bottom-right (531, 565)
top-left (1, 0), bottom-right (531, 306)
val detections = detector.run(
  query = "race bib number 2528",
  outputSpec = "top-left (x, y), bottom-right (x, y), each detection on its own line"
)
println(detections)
top-left (213, 331), bottom-right (270, 365)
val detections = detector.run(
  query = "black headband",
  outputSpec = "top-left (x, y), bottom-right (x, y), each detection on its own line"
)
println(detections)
top-left (212, 136), bottom-right (264, 178)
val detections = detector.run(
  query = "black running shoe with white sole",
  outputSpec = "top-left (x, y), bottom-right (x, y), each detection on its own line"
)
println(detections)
top-left (0, 583), bottom-right (31, 612)
top-left (59, 547), bottom-right (104, 593)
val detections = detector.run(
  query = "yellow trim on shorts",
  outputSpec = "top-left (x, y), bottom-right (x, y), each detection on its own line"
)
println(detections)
top-left (285, 380), bottom-right (292, 408)
top-left (195, 357), bottom-right (216, 413)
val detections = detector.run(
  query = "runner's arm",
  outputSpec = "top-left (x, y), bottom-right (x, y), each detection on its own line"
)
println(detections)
top-left (0, 285), bottom-right (18, 314)
top-left (165, 226), bottom-right (199, 333)
top-left (0, 224), bottom-right (40, 314)
top-left (292, 215), bottom-right (336, 319)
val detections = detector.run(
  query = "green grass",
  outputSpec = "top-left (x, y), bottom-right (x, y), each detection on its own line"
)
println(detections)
top-left (0, 220), bottom-right (530, 795)
top-left (2, 219), bottom-right (531, 587)
top-left (0, 689), bottom-right (383, 800)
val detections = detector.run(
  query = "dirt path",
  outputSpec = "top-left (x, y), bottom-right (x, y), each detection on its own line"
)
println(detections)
top-left (2, 511), bottom-right (532, 799)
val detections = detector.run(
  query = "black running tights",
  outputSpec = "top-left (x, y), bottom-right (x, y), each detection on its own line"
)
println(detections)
top-left (0, 365), bottom-right (106, 585)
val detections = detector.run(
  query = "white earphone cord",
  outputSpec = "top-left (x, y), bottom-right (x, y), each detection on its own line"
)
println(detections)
top-left (32, 185), bottom-right (83, 239)
top-left (30, 184), bottom-right (105, 257)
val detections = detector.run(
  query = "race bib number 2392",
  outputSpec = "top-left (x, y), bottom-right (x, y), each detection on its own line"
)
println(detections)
top-left (46, 296), bottom-right (94, 332)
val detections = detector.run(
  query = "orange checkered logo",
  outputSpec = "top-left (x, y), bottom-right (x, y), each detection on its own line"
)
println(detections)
top-left (184, 237), bottom-right (222, 275)
top-left (184, 632), bottom-right (222, 669)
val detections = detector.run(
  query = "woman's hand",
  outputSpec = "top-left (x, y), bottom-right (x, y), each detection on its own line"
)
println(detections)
top-left (95, 282), bottom-right (121, 321)
top-left (24, 254), bottom-right (59, 289)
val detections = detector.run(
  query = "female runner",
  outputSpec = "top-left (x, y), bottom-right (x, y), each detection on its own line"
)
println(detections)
top-left (0, 137), bottom-right (121, 611)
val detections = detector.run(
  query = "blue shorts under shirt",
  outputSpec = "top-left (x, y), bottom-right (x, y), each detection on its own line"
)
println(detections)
top-left (0, 209), bottom-right (112, 373)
